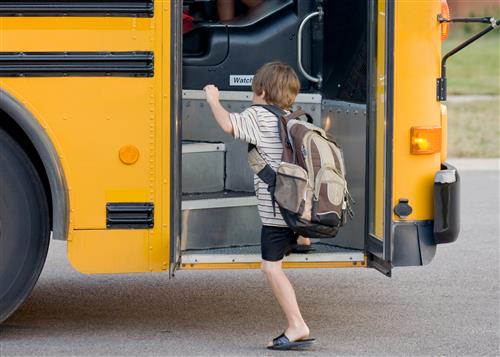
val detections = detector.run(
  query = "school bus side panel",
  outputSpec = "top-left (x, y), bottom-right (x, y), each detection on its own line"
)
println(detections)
top-left (390, 0), bottom-right (442, 265)
top-left (0, 3), bottom-right (170, 273)
top-left (393, 0), bottom-right (442, 220)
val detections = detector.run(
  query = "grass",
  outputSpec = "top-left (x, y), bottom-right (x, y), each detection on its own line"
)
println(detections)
top-left (442, 31), bottom-right (499, 157)
top-left (447, 98), bottom-right (499, 157)
top-left (443, 35), bottom-right (500, 95)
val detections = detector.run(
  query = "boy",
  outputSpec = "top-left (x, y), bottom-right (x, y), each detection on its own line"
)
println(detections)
top-left (204, 62), bottom-right (314, 350)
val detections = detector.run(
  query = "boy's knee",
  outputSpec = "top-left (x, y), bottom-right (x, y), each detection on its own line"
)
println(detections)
top-left (261, 260), bottom-right (282, 277)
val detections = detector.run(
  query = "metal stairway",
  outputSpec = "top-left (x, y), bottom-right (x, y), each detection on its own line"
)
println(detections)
top-left (181, 141), bottom-right (261, 251)
top-left (180, 141), bottom-right (365, 266)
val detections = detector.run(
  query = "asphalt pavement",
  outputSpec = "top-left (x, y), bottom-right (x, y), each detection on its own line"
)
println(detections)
top-left (1, 159), bottom-right (498, 356)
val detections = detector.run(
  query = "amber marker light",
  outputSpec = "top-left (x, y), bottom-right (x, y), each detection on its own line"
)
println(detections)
top-left (410, 127), bottom-right (442, 155)
top-left (119, 145), bottom-right (140, 165)
top-left (440, 0), bottom-right (450, 41)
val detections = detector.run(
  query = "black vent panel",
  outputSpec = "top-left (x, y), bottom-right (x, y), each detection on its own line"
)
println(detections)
top-left (0, 1), bottom-right (154, 17)
top-left (0, 52), bottom-right (154, 78)
top-left (106, 202), bottom-right (154, 229)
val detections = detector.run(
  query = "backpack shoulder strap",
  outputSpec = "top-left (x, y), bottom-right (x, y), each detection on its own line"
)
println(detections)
top-left (253, 105), bottom-right (314, 125)
top-left (286, 109), bottom-right (314, 124)
top-left (247, 105), bottom-right (287, 216)
top-left (251, 104), bottom-right (287, 118)
top-left (251, 104), bottom-right (293, 151)
top-left (245, 105), bottom-right (281, 185)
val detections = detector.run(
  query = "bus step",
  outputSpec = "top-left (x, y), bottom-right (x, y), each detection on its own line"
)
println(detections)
top-left (182, 141), bottom-right (226, 194)
top-left (181, 191), bottom-right (259, 250)
top-left (180, 243), bottom-right (366, 268)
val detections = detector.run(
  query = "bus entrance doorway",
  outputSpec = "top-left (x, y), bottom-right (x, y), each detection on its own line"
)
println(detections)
top-left (178, 0), bottom-right (370, 269)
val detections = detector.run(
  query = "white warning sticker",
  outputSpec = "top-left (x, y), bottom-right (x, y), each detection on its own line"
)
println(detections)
top-left (229, 75), bottom-right (254, 86)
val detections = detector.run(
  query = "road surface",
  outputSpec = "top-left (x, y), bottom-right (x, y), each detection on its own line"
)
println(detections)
top-left (1, 159), bottom-right (498, 356)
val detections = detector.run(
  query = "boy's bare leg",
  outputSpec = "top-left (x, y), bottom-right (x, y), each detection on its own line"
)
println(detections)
top-left (297, 236), bottom-right (311, 246)
top-left (217, 0), bottom-right (235, 21)
top-left (261, 260), bottom-right (310, 345)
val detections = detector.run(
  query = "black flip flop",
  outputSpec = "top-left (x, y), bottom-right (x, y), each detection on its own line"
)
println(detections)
top-left (291, 244), bottom-right (315, 254)
top-left (267, 332), bottom-right (315, 351)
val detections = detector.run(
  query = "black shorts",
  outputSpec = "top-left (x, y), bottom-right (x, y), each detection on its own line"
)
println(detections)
top-left (261, 225), bottom-right (298, 262)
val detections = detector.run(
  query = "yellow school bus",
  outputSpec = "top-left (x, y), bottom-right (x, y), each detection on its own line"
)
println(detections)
top-left (4, 0), bottom-right (494, 322)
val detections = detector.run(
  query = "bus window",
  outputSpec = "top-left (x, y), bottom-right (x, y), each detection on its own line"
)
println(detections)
top-left (183, 0), bottom-right (314, 91)
top-left (217, 0), bottom-right (264, 22)
top-left (184, 0), bottom-right (274, 28)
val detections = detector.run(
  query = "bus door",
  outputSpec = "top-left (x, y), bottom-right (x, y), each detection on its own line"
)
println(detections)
top-left (365, 0), bottom-right (394, 276)
top-left (170, 2), bottom-right (183, 276)
top-left (297, 0), bottom-right (394, 275)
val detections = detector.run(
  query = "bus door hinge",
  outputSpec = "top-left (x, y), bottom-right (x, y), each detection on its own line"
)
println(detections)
top-left (436, 77), bottom-right (446, 102)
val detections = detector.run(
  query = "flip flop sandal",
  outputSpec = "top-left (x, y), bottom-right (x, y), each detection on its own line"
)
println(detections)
top-left (267, 332), bottom-right (316, 351)
top-left (292, 244), bottom-right (315, 254)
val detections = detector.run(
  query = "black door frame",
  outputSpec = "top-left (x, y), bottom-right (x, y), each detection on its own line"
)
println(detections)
top-left (365, 0), bottom-right (395, 277)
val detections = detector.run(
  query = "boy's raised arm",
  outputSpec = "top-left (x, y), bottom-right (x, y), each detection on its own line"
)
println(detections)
top-left (204, 84), bottom-right (234, 136)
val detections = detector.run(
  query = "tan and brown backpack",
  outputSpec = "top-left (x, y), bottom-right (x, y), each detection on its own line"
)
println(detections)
top-left (248, 105), bottom-right (353, 238)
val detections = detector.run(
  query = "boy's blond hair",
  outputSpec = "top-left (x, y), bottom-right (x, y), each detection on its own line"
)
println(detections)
top-left (252, 62), bottom-right (300, 110)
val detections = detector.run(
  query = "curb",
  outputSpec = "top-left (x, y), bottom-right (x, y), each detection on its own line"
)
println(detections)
top-left (447, 158), bottom-right (499, 171)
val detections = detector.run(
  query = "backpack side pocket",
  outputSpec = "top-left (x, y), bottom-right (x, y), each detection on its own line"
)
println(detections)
top-left (311, 166), bottom-right (346, 226)
top-left (275, 163), bottom-right (308, 214)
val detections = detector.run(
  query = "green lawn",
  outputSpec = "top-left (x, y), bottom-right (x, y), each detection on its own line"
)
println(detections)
top-left (443, 35), bottom-right (499, 95)
top-left (442, 33), bottom-right (499, 157)
top-left (447, 98), bottom-right (500, 157)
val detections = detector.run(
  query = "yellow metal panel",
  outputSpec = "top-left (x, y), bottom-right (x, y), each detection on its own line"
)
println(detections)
top-left (68, 230), bottom-right (149, 274)
top-left (393, 0), bottom-right (442, 221)
top-left (105, 189), bottom-right (149, 202)
top-left (1, 1), bottom-right (171, 273)
top-left (0, 78), bottom-right (156, 229)
top-left (440, 104), bottom-right (448, 163)
top-left (0, 17), bottom-right (153, 52)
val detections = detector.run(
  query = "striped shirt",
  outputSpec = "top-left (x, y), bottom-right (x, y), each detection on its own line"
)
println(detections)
top-left (229, 106), bottom-right (287, 227)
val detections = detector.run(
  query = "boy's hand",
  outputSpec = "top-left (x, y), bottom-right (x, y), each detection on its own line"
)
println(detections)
top-left (203, 84), bottom-right (232, 135)
top-left (204, 84), bottom-right (220, 105)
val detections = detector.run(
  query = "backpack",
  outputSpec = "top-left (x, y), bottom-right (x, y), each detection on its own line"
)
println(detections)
top-left (248, 105), bottom-right (354, 238)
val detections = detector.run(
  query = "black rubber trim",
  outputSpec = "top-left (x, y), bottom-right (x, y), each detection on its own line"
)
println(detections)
top-left (433, 162), bottom-right (460, 244)
top-left (0, 89), bottom-right (69, 241)
top-left (0, 1), bottom-right (153, 17)
top-left (392, 220), bottom-right (436, 266)
top-left (0, 52), bottom-right (154, 77)
top-left (364, 0), bottom-right (394, 277)
top-left (169, 0), bottom-right (182, 275)
top-left (383, 0), bottom-right (395, 262)
top-left (106, 202), bottom-right (154, 229)
top-left (364, 0), bottom-right (376, 263)
top-left (367, 252), bottom-right (391, 277)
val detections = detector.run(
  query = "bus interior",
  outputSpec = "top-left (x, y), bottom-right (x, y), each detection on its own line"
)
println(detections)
top-left (180, 0), bottom-right (369, 266)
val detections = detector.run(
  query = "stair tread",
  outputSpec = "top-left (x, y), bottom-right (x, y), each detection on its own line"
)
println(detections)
top-left (183, 243), bottom-right (361, 255)
top-left (182, 191), bottom-right (257, 210)
top-left (182, 141), bottom-right (225, 154)
top-left (180, 243), bottom-right (365, 264)
top-left (182, 190), bottom-right (254, 201)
